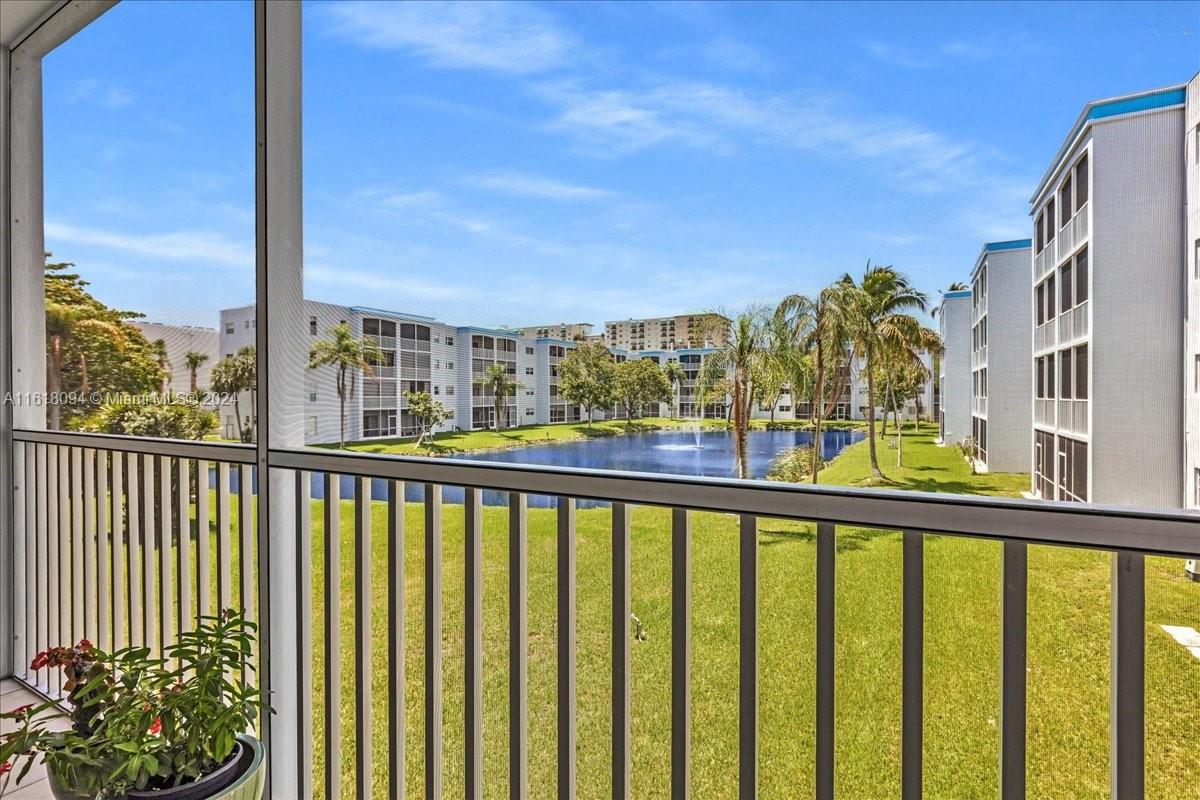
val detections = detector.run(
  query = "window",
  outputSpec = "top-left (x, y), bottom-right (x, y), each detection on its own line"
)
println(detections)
top-left (1059, 175), bottom-right (1072, 225)
top-left (1060, 261), bottom-right (1073, 311)
top-left (1075, 247), bottom-right (1088, 303)
top-left (1036, 357), bottom-right (1045, 398)
top-left (1035, 211), bottom-right (1044, 253)
top-left (446, 336), bottom-right (454, 346)
top-left (526, 347), bottom-right (534, 355)
top-left (308, 392), bottom-right (316, 402)
top-left (225, 323), bottom-right (234, 334)
top-left (1036, 283), bottom-right (1045, 325)
top-left (526, 408), bottom-right (535, 416)
top-left (1045, 198), bottom-right (1055, 242)
top-left (1046, 275), bottom-right (1056, 320)
top-left (1075, 345), bottom-right (1088, 400)
top-left (433, 386), bottom-right (439, 395)
top-left (1047, 355), bottom-right (1056, 399)
top-left (1060, 348), bottom-right (1072, 399)
top-left (1075, 153), bottom-right (1088, 207)
top-left (446, 386), bottom-right (454, 396)
top-left (525, 367), bottom-right (534, 375)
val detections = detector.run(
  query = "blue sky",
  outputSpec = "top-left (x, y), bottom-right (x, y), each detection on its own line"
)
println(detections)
top-left (43, 0), bottom-right (1199, 329)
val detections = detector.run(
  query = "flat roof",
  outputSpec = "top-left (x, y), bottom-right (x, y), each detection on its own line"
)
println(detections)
top-left (1029, 81), bottom-right (1190, 204)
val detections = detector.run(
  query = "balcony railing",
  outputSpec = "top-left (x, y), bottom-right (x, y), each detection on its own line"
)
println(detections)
top-left (1057, 398), bottom-right (1089, 435)
top-left (6, 428), bottom-right (1196, 800)
top-left (1034, 398), bottom-right (1056, 426)
top-left (1058, 301), bottom-right (1089, 344)
top-left (1034, 321), bottom-right (1056, 353)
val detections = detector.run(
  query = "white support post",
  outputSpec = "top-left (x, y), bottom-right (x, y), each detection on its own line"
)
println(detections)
top-left (256, 2), bottom-right (305, 798)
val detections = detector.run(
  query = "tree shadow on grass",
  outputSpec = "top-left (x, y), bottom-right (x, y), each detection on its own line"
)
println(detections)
top-left (759, 526), bottom-right (879, 553)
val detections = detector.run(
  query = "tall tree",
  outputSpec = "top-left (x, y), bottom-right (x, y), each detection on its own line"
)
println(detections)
top-left (151, 339), bottom-right (171, 394)
top-left (43, 256), bottom-right (162, 430)
top-left (700, 309), bottom-right (765, 479)
top-left (308, 323), bottom-right (380, 449)
top-left (184, 350), bottom-right (210, 393)
top-left (834, 264), bottom-right (929, 480)
top-left (558, 342), bottom-right (616, 427)
top-left (405, 391), bottom-right (451, 447)
top-left (475, 363), bottom-right (519, 430)
top-left (661, 360), bottom-right (685, 419)
top-left (614, 358), bottom-right (672, 428)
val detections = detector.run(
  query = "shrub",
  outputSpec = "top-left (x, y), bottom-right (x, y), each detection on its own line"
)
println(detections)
top-left (767, 444), bottom-right (819, 482)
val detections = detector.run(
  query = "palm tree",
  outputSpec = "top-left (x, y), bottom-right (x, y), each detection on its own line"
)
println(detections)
top-left (662, 360), bottom-right (685, 419)
top-left (834, 264), bottom-right (929, 480)
top-left (210, 348), bottom-right (256, 442)
top-left (151, 338), bottom-right (171, 394)
top-left (475, 363), bottom-right (519, 430)
top-left (931, 282), bottom-right (969, 318)
top-left (184, 350), bottom-right (209, 393)
top-left (701, 310), bottom-right (765, 479)
top-left (45, 302), bottom-right (125, 430)
top-left (308, 323), bottom-right (380, 449)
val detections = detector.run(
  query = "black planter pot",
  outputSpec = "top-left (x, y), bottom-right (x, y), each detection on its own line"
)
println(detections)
top-left (126, 740), bottom-right (251, 800)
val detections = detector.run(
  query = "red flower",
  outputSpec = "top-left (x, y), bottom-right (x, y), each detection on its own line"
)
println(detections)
top-left (30, 650), bottom-right (49, 671)
top-left (7, 704), bottom-right (34, 720)
top-left (76, 639), bottom-right (93, 650)
top-left (0, 761), bottom-right (12, 775)
top-left (148, 717), bottom-right (162, 736)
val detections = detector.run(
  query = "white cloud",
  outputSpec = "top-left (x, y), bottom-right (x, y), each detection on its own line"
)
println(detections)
top-left (321, 0), bottom-right (573, 74)
top-left (45, 221), bottom-right (253, 268)
top-left (863, 42), bottom-right (932, 70)
top-left (538, 79), bottom-right (989, 192)
top-left (66, 78), bottom-right (134, 109)
top-left (465, 170), bottom-right (616, 201)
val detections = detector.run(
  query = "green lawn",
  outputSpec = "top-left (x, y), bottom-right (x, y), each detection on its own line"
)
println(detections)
top-left (285, 425), bottom-right (1195, 799)
top-left (330, 416), bottom-right (863, 457)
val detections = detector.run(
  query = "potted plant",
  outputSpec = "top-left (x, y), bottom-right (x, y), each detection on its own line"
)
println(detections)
top-left (1, 609), bottom-right (267, 800)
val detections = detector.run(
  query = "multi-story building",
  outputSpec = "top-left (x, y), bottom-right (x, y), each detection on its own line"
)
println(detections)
top-left (968, 240), bottom-right (1033, 473)
top-left (937, 291), bottom-right (972, 445)
top-left (604, 312), bottom-right (729, 352)
top-left (1030, 77), bottom-right (1197, 507)
top-left (1187, 75), bottom-right (1200, 509)
top-left (510, 322), bottom-right (593, 342)
top-left (460, 327), bottom-right (536, 430)
top-left (133, 321), bottom-right (219, 395)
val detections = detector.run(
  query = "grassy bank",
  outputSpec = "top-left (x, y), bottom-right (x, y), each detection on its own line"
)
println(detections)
top-left (330, 416), bottom-right (865, 457)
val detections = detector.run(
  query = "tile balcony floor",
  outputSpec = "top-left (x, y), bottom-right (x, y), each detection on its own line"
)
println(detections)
top-left (1, 680), bottom-right (57, 800)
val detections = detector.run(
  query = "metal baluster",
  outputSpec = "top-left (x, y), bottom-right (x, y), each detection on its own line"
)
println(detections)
top-left (111, 452), bottom-right (125, 651)
top-left (127, 453), bottom-right (143, 648)
top-left (465, 487), bottom-right (483, 800)
top-left (739, 514), bottom-right (758, 800)
top-left (425, 484), bottom-right (444, 800)
top-left (354, 477), bottom-right (372, 795)
top-left (296, 470), bottom-right (313, 800)
top-left (671, 508), bottom-right (690, 800)
top-left (159, 455), bottom-right (173, 653)
top-left (177, 459), bottom-right (191, 639)
top-left (1111, 551), bottom-right (1145, 798)
top-left (558, 497), bottom-right (577, 800)
top-left (612, 502), bottom-right (631, 800)
top-left (197, 461), bottom-right (211, 623)
top-left (96, 451), bottom-right (110, 652)
top-left (902, 531), bottom-right (924, 800)
top-left (217, 462), bottom-right (232, 613)
top-left (83, 449), bottom-right (96, 640)
top-left (32, 445), bottom-right (45, 690)
top-left (71, 447), bottom-right (83, 644)
top-left (816, 523), bottom-right (836, 800)
top-left (510, 491), bottom-right (528, 800)
top-left (142, 453), bottom-right (156, 653)
top-left (1000, 541), bottom-right (1027, 800)
top-left (13, 444), bottom-right (28, 681)
top-left (238, 464), bottom-right (254, 621)
top-left (322, 473), bottom-right (341, 800)
top-left (387, 480), bottom-right (405, 800)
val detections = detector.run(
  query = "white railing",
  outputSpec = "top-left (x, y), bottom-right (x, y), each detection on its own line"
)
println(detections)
top-left (1034, 398), bottom-right (1055, 427)
top-left (7, 428), bottom-right (1196, 800)
top-left (1075, 206), bottom-right (1089, 243)
top-left (1034, 322), bottom-right (1056, 353)
top-left (1056, 399), bottom-right (1089, 435)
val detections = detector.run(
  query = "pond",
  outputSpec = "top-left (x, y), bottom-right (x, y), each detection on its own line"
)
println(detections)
top-left (306, 427), bottom-right (865, 508)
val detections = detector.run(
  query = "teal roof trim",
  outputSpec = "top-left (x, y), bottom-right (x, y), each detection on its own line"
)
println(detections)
top-left (985, 239), bottom-right (1032, 252)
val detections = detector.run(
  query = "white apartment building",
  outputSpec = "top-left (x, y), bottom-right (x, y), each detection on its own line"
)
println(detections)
top-left (937, 291), bottom-right (972, 445)
top-left (1030, 77), bottom-right (1198, 507)
top-left (969, 240), bottom-right (1033, 473)
top-left (133, 321), bottom-right (219, 395)
top-left (604, 312), bottom-right (730, 352)
top-left (1187, 76), bottom-right (1200, 509)
top-left (510, 322), bottom-right (593, 342)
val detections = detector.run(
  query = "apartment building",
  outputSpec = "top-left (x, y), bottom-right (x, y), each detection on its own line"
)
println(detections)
top-left (1030, 78), bottom-right (1197, 507)
top-left (133, 321), bottom-right (218, 395)
top-left (1187, 76), bottom-right (1200, 509)
top-left (460, 327), bottom-right (537, 430)
top-left (604, 312), bottom-right (729, 352)
top-left (969, 240), bottom-right (1033, 473)
top-left (937, 291), bottom-right (972, 445)
top-left (510, 322), bottom-right (593, 342)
